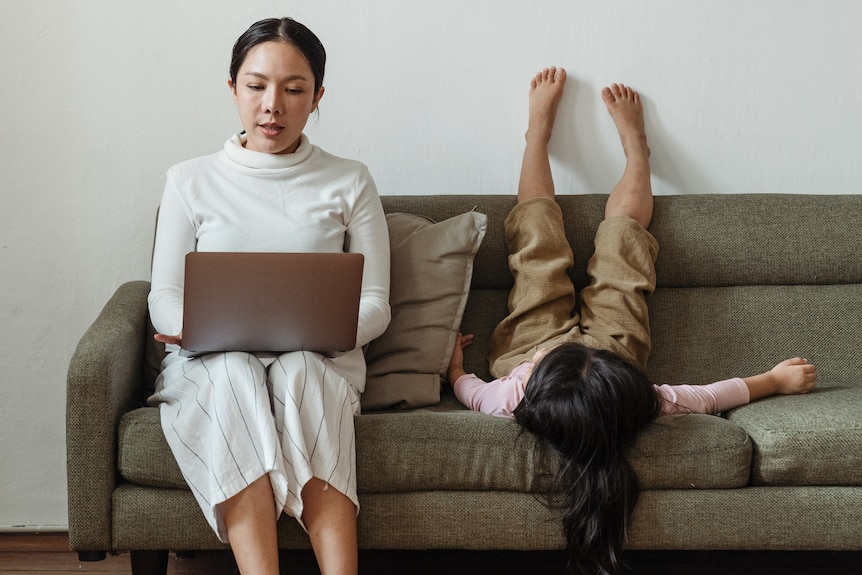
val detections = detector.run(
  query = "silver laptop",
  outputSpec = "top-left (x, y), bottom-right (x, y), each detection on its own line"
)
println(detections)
top-left (180, 252), bottom-right (364, 358)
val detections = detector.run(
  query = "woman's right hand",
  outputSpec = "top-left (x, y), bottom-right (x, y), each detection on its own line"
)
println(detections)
top-left (154, 331), bottom-right (183, 347)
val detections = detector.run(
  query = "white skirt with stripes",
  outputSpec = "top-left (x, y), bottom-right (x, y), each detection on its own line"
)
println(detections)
top-left (149, 350), bottom-right (361, 542)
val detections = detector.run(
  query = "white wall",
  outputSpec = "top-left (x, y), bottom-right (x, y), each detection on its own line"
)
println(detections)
top-left (1, 0), bottom-right (860, 530)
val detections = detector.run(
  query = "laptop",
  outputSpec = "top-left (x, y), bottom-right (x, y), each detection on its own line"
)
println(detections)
top-left (179, 251), bottom-right (364, 358)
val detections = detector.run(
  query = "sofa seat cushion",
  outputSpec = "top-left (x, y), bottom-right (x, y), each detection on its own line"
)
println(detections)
top-left (727, 385), bottom-right (862, 486)
top-left (631, 413), bottom-right (752, 489)
top-left (118, 392), bottom-right (751, 493)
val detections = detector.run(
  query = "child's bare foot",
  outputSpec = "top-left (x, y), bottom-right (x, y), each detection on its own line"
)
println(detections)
top-left (526, 67), bottom-right (567, 145)
top-left (602, 83), bottom-right (649, 159)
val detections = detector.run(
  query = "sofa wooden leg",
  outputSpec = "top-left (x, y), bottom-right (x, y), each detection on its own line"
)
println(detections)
top-left (130, 549), bottom-right (169, 575)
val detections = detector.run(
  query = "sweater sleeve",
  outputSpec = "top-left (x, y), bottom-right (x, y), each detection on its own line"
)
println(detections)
top-left (656, 377), bottom-right (751, 415)
top-left (147, 169), bottom-right (197, 339)
top-left (345, 167), bottom-right (391, 348)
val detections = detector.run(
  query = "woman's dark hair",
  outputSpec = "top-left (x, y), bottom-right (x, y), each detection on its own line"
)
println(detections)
top-left (230, 17), bottom-right (326, 93)
top-left (513, 343), bottom-right (661, 575)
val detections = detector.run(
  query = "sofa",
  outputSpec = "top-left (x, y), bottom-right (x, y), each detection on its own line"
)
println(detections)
top-left (66, 193), bottom-right (862, 574)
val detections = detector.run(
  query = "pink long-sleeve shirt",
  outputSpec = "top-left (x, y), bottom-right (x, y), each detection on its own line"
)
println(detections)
top-left (454, 362), bottom-right (750, 418)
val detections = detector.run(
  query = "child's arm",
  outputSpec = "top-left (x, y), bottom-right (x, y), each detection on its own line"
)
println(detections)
top-left (447, 333), bottom-right (529, 417)
top-left (742, 357), bottom-right (817, 401)
top-left (447, 332), bottom-right (474, 384)
top-left (657, 358), bottom-right (817, 415)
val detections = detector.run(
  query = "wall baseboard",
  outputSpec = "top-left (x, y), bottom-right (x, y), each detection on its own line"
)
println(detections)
top-left (0, 525), bottom-right (67, 532)
top-left (0, 532), bottom-right (71, 552)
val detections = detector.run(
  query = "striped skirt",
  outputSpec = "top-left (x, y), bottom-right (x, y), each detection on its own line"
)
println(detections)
top-left (149, 350), bottom-right (361, 542)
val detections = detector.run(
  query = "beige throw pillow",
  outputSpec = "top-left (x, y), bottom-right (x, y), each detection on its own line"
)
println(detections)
top-left (362, 210), bottom-right (487, 410)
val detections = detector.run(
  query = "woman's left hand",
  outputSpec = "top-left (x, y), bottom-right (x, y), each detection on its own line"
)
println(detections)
top-left (154, 331), bottom-right (183, 347)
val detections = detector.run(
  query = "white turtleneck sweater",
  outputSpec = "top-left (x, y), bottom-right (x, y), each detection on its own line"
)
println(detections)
top-left (148, 133), bottom-right (391, 389)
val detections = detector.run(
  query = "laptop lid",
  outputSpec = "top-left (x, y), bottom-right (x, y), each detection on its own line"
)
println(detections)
top-left (180, 252), bottom-right (364, 358)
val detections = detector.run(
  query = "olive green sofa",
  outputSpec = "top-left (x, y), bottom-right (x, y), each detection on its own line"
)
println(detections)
top-left (66, 194), bottom-right (862, 574)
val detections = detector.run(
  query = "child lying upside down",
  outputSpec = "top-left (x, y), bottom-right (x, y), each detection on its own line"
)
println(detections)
top-left (446, 66), bottom-right (816, 575)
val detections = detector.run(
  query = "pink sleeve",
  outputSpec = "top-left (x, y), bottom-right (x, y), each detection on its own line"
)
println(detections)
top-left (656, 377), bottom-right (750, 415)
top-left (453, 374), bottom-right (494, 413)
top-left (453, 363), bottom-right (531, 418)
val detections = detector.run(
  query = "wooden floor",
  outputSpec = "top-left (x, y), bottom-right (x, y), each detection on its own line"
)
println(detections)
top-left (2, 533), bottom-right (861, 574)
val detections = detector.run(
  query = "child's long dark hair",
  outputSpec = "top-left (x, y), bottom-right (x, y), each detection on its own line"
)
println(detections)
top-left (513, 343), bottom-right (661, 575)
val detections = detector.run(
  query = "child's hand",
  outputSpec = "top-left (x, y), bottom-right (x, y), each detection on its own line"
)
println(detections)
top-left (530, 344), bottom-right (562, 366)
top-left (447, 332), bottom-right (474, 382)
top-left (769, 357), bottom-right (817, 395)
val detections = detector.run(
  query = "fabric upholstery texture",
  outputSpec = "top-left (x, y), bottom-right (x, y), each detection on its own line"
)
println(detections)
top-left (67, 194), bottom-right (862, 556)
top-left (728, 386), bottom-right (862, 485)
top-left (118, 400), bottom-right (751, 493)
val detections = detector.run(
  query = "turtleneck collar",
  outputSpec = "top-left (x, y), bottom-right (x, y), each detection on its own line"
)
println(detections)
top-left (224, 133), bottom-right (314, 170)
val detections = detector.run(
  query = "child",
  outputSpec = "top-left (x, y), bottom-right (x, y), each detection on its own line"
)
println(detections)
top-left (447, 67), bottom-right (817, 575)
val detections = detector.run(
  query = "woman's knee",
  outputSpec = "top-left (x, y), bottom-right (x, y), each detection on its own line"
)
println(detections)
top-left (181, 352), bottom-right (268, 395)
top-left (270, 351), bottom-right (320, 379)
top-left (210, 351), bottom-right (266, 375)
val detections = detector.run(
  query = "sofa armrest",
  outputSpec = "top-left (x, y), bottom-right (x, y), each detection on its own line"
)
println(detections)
top-left (66, 280), bottom-right (152, 552)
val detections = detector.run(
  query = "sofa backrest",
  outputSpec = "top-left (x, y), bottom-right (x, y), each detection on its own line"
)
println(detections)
top-left (381, 194), bottom-right (862, 386)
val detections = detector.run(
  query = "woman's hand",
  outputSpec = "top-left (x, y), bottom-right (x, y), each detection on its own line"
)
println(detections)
top-left (154, 331), bottom-right (183, 347)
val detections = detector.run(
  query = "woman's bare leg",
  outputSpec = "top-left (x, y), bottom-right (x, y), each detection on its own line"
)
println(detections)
top-left (601, 83), bottom-right (653, 228)
top-left (518, 67), bottom-right (567, 204)
top-left (221, 476), bottom-right (279, 575)
top-left (302, 478), bottom-right (358, 575)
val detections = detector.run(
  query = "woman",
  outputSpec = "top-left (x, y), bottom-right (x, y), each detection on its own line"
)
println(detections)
top-left (147, 17), bottom-right (390, 575)
top-left (448, 67), bottom-right (816, 575)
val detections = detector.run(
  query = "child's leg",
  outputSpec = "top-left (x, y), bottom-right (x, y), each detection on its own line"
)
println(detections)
top-left (489, 68), bottom-right (580, 378)
top-left (518, 67), bottom-right (566, 204)
top-left (578, 84), bottom-right (657, 370)
top-left (602, 83), bottom-right (653, 228)
top-left (489, 200), bottom-right (581, 378)
top-left (579, 219), bottom-right (658, 370)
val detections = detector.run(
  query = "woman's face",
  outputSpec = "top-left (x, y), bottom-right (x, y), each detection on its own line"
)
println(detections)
top-left (228, 41), bottom-right (324, 155)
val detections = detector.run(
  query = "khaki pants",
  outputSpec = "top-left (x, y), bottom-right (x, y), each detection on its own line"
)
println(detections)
top-left (488, 198), bottom-right (659, 378)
